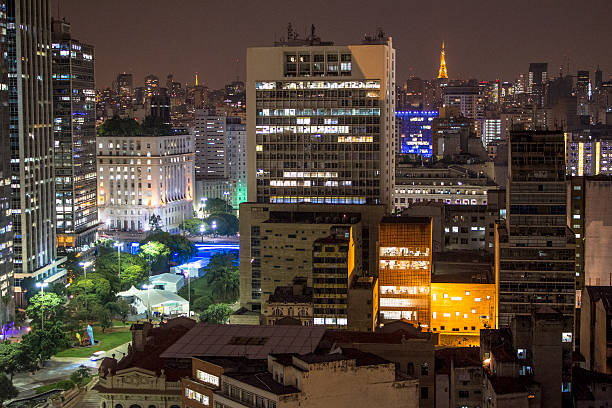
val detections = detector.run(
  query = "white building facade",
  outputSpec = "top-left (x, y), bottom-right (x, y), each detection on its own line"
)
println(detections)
top-left (97, 131), bottom-right (194, 233)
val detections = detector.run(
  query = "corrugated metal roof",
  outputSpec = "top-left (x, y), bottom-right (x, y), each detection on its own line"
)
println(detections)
top-left (160, 324), bottom-right (326, 359)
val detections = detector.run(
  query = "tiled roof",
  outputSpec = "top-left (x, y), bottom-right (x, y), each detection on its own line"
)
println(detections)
top-left (160, 324), bottom-right (326, 359)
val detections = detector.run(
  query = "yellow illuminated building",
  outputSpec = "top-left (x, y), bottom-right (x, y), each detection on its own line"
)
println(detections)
top-left (430, 282), bottom-right (496, 336)
top-left (438, 42), bottom-right (448, 79)
top-left (378, 217), bottom-right (433, 328)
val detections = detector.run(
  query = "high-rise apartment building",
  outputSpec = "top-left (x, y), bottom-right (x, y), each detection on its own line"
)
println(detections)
top-left (497, 130), bottom-right (575, 327)
top-left (8, 0), bottom-right (64, 303)
top-left (246, 34), bottom-right (396, 209)
top-left (576, 70), bottom-right (590, 116)
top-left (566, 125), bottom-right (612, 176)
top-left (194, 109), bottom-right (227, 179)
top-left (51, 20), bottom-right (98, 254)
top-left (0, 0), bottom-right (13, 318)
top-left (225, 117), bottom-right (247, 208)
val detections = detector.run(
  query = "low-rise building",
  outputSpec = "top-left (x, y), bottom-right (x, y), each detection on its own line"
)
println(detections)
top-left (149, 272), bottom-right (185, 293)
top-left (572, 367), bottom-right (612, 408)
top-left (264, 278), bottom-right (313, 326)
top-left (393, 163), bottom-right (496, 212)
top-left (97, 129), bottom-right (194, 235)
top-left (184, 349), bottom-right (418, 408)
top-left (435, 347), bottom-right (483, 408)
top-left (94, 318), bottom-right (197, 408)
top-left (117, 285), bottom-right (189, 318)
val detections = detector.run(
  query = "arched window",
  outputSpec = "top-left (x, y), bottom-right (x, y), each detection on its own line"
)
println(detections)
top-left (129, 405), bottom-right (142, 408)
top-left (148, 405), bottom-right (156, 408)
top-left (170, 406), bottom-right (181, 408)
top-left (114, 405), bottom-right (123, 408)
top-left (102, 403), bottom-right (106, 408)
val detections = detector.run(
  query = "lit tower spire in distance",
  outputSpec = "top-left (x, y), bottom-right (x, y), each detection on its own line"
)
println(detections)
top-left (195, 72), bottom-right (199, 86)
top-left (438, 42), bottom-right (448, 79)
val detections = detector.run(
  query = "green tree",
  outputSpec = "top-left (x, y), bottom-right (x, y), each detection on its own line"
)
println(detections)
top-left (148, 214), bottom-right (162, 231)
top-left (199, 303), bottom-right (232, 324)
top-left (142, 231), bottom-right (196, 264)
top-left (192, 295), bottom-right (214, 312)
top-left (0, 343), bottom-right (23, 380)
top-left (205, 198), bottom-right (233, 214)
top-left (180, 218), bottom-right (205, 235)
top-left (97, 116), bottom-right (143, 137)
top-left (106, 299), bottom-right (133, 324)
top-left (68, 273), bottom-right (113, 304)
top-left (205, 213), bottom-right (239, 236)
top-left (94, 250), bottom-right (149, 291)
top-left (66, 294), bottom-right (103, 329)
top-left (21, 321), bottom-right (69, 366)
top-left (70, 365), bottom-right (91, 387)
top-left (139, 241), bottom-right (171, 273)
top-left (210, 268), bottom-right (239, 303)
top-left (0, 374), bottom-right (18, 408)
top-left (26, 292), bottom-right (64, 330)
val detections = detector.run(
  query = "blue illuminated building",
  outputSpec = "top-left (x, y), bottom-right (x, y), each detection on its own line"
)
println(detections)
top-left (396, 110), bottom-right (439, 157)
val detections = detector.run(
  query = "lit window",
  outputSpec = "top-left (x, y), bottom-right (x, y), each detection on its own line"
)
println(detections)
top-left (443, 294), bottom-right (449, 299)
top-left (562, 332), bottom-right (572, 343)
top-left (465, 291), bottom-right (470, 296)
top-left (432, 312), bottom-right (437, 319)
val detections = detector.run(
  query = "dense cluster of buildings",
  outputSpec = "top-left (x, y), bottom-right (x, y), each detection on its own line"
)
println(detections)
top-left (1, 2), bottom-right (611, 405)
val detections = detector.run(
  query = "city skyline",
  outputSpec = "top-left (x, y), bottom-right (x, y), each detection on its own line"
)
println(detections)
top-left (53, 0), bottom-right (612, 89)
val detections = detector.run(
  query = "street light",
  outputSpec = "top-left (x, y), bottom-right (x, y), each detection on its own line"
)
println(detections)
top-left (35, 282), bottom-right (48, 330)
top-left (114, 242), bottom-right (124, 284)
top-left (199, 223), bottom-right (205, 243)
top-left (141, 284), bottom-right (154, 321)
top-left (211, 220), bottom-right (217, 241)
top-left (79, 261), bottom-right (93, 328)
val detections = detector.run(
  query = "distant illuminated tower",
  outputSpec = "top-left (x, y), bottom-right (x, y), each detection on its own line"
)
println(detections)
top-left (438, 42), bottom-right (448, 79)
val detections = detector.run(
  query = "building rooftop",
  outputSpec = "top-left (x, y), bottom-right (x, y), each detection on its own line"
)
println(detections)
top-left (224, 371), bottom-right (300, 395)
top-left (572, 366), bottom-right (612, 401)
top-left (322, 327), bottom-right (432, 346)
top-left (380, 216), bottom-right (431, 224)
top-left (435, 347), bottom-right (481, 375)
top-left (160, 324), bottom-right (326, 359)
top-left (298, 347), bottom-right (391, 367)
top-left (150, 273), bottom-right (184, 285)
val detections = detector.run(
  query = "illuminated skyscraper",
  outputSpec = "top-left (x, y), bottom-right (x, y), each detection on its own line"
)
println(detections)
top-left (247, 33), bottom-right (396, 208)
top-left (144, 74), bottom-right (159, 99)
top-left (528, 62), bottom-right (548, 107)
top-left (438, 42), bottom-right (448, 79)
top-left (395, 110), bottom-right (438, 156)
top-left (0, 0), bottom-right (13, 318)
top-left (8, 0), bottom-right (64, 304)
top-left (52, 20), bottom-right (98, 254)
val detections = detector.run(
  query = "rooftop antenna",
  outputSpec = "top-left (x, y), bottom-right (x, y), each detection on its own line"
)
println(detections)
top-left (195, 72), bottom-right (198, 87)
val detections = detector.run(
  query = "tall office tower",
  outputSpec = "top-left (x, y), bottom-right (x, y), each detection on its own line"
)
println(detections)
top-left (443, 86), bottom-right (485, 137)
top-left (483, 114), bottom-right (501, 147)
top-left (247, 33), bottom-right (396, 209)
top-left (528, 63), bottom-right (548, 107)
top-left (437, 42), bottom-right (448, 79)
top-left (576, 70), bottom-right (590, 116)
top-left (594, 67), bottom-right (603, 90)
top-left (395, 110), bottom-right (438, 156)
top-left (115, 73), bottom-right (133, 96)
top-left (378, 217), bottom-right (432, 327)
top-left (0, 0), bottom-right (13, 319)
top-left (225, 117), bottom-right (247, 208)
top-left (144, 74), bottom-right (159, 99)
top-left (497, 130), bottom-right (575, 327)
top-left (51, 20), bottom-right (97, 255)
top-left (193, 109), bottom-right (227, 179)
top-left (8, 0), bottom-right (63, 304)
top-left (150, 94), bottom-right (171, 124)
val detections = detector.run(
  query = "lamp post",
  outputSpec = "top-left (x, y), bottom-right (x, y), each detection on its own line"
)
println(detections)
top-left (199, 223), bottom-right (205, 243)
top-left (79, 261), bottom-right (93, 328)
top-left (114, 242), bottom-right (124, 284)
top-left (142, 284), bottom-right (154, 321)
top-left (212, 220), bottom-right (217, 241)
top-left (35, 282), bottom-right (48, 330)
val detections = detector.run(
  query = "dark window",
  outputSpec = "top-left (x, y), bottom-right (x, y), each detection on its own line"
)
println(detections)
top-left (458, 390), bottom-right (469, 398)
top-left (421, 363), bottom-right (429, 376)
top-left (421, 386), bottom-right (429, 399)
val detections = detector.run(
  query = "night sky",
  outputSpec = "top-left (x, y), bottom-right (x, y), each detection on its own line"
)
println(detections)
top-left (52, 0), bottom-right (612, 89)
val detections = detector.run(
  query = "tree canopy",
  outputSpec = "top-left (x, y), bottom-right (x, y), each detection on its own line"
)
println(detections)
top-left (205, 198), bottom-right (233, 214)
top-left (142, 231), bottom-right (196, 265)
top-left (97, 116), bottom-right (173, 137)
top-left (199, 303), bottom-right (232, 324)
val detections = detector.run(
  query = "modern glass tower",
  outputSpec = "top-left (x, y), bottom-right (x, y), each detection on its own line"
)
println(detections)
top-left (8, 0), bottom-right (63, 304)
top-left (0, 0), bottom-right (14, 319)
top-left (51, 20), bottom-right (97, 255)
